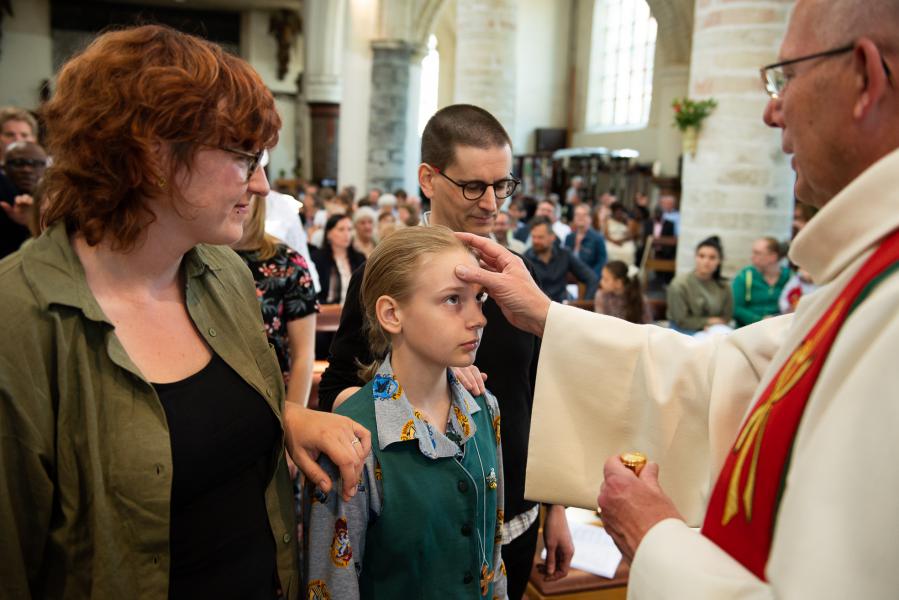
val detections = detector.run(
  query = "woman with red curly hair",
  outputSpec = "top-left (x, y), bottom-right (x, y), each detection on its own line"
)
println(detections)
top-left (0, 25), bottom-right (369, 599)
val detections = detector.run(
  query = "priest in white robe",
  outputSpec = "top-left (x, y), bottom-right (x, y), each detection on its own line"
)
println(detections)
top-left (455, 1), bottom-right (899, 597)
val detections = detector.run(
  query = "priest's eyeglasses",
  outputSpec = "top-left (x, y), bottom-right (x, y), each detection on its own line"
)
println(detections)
top-left (761, 43), bottom-right (893, 99)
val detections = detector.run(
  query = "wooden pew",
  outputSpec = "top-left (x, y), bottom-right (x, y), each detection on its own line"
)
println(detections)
top-left (309, 304), bottom-right (343, 410)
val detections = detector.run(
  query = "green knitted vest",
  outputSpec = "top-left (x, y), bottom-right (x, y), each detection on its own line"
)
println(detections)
top-left (336, 379), bottom-right (500, 599)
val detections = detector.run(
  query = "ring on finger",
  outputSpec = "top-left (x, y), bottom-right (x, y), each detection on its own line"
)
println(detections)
top-left (350, 437), bottom-right (361, 447)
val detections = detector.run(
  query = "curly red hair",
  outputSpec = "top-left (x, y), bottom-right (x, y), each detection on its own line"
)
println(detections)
top-left (42, 25), bottom-right (281, 250)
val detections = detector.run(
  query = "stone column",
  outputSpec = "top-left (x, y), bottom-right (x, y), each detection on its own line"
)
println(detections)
top-left (303, 0), bottom-right (346, 184)
top-left (453, 0), bottom-right (517, 135)
top-left (677, 1), bottom-right (794, 276)
top-left (366, 40), bottom-right (415, 193)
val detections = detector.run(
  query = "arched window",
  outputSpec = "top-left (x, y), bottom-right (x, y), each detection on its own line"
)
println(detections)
top-left (418, 34), bottom-right (440, 136)
top-left (587, 0), bottom-right (658, 130)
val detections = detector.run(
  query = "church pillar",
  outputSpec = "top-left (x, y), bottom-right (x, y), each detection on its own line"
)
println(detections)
top-left (366, 40), bottom-right (416, 193)
top-left (303, 0), bottom-right (346, 184)
top-left (453, 0), bottom-right (517, 138)
top-left (677, 1), bottom-right (794, 276)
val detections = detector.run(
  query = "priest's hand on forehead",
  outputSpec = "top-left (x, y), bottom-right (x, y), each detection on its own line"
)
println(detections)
top-left (453, 232), bottom-right (551, 337)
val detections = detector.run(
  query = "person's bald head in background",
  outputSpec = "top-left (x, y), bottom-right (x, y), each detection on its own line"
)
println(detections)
top-left (3, 141), bottom-right (47, 194)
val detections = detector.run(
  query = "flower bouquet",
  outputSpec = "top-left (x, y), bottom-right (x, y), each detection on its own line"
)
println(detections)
top-left (672, 97), bottom-right (717, 155)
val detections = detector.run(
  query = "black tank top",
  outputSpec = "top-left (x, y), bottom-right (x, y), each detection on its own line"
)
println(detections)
top-left (154, 353), bottom-right (280, 599)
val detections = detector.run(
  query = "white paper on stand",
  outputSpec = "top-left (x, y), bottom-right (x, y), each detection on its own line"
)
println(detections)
top-left (540, 508), bottom-right (623, 579)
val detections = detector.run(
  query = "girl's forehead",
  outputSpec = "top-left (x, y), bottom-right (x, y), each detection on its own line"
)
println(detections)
top-left (416, 248), bottom-right (477, 278)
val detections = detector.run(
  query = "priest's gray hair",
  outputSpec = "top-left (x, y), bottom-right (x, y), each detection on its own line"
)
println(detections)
top-left (807, 0), bottom-right (899, 49)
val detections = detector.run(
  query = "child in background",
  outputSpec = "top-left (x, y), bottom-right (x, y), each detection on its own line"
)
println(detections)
top-left (305, 226), bottom-right (507, 600)
top-left (594, 260), bottom-right (653, 324)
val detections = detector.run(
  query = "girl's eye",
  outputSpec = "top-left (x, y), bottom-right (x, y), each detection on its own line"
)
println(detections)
top-left (444, 295), bottom-right (460, 305)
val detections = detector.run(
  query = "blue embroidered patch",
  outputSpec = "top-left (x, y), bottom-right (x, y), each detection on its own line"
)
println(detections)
top-left (372, 374), bottom-right (401, 400)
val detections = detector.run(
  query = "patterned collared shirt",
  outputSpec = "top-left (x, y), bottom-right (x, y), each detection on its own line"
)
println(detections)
top-left (305, 357), bottom-right (508, 599)
top-left (370, 359), bottom-right (484, 459)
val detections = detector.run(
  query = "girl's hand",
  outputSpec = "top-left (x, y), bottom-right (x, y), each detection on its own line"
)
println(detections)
top-left (283, 403), bottom-right (371, 501)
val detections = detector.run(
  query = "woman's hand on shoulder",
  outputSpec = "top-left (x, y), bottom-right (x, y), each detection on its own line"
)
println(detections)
top-left (283, 402), bottom-right (371, 501)
top-left (451, 365), bottom-right (488, 397)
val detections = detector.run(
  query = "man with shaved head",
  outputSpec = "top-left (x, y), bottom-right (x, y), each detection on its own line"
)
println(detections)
top-left (1, 141), bottom-right (47, 257)
top-left (453, 0), bottom-right (899, 596)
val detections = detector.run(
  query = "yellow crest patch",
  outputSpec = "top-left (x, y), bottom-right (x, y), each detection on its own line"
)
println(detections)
top-left (493, 415), bottom-right (501, 445)
top-left (400, 419), bottom-right (416, 440)
top-left (330, 518), bottom-right (352, 568)
top-left (374, 459), bottom-right (383, 481)
top-left (307, 579), bottom-right (331, 600)
top-left (453, 405), bottom-right (471, 437)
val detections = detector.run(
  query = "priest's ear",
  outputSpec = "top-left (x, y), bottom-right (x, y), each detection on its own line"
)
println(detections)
top-left (375, 294), bottom-right (403, 335)
top-left (852, 38), bottom-right (891, 121)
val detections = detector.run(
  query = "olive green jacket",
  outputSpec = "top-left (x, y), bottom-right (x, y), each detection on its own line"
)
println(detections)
top-left (0, 224), bottom-right (299, 599)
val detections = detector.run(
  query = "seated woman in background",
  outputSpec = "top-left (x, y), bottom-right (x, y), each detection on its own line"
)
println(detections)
top-left (352, 206), bottom-right (378, 258)
top-left (666, 236), bottom-right (734, 334)
top-left (312, 213), bottom-right (366, 359)
top-left (232, 195), bottom-right (319, 406)
top-left (0, 25), bottom-right (368, 599)
top-left (594, 260), bottom-right (652, 324)
top-left (603, 201), bottom-right (637, 266)
top-left (377, 210), bottom-right (398, 241)
top-left (312, 213), bottom-right (366, 306)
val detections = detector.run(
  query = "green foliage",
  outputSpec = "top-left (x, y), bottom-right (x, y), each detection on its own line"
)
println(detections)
top-left (671, 97), bottom-right (718, 131)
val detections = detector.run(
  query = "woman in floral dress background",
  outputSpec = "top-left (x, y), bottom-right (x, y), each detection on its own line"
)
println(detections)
top-left (232, 194), bottom-right (319, 406)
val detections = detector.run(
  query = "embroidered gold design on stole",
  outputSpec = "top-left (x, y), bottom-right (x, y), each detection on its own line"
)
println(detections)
top-left (723, 300), bottom-right (845, 525)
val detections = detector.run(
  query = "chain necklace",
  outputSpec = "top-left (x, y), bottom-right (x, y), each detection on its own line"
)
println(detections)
top-left (455, 427), bottom-right (494, 597)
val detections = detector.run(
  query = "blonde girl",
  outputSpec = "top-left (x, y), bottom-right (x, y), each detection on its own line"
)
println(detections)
top-left (305, 226), bottom-right (507, 600)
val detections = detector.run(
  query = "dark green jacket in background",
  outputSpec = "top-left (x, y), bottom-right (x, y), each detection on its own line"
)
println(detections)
top-left (0, 223), bottom-right (299, 599)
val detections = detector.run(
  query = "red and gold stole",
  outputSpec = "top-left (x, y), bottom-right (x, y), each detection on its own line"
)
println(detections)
top-left (702, 228), bottom-right (899, 580)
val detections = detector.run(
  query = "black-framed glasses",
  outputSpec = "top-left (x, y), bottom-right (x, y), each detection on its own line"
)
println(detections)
top-left (433, 166), bottom-right (520, 201)
top-left (761, 43), bottom-right (893, 99)
top-left (203, 144), bottom-right (264, 182)
top-left (4, 157), bottom-right (47, 169)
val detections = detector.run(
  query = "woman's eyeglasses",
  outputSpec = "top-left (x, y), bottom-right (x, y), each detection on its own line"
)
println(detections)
top-left (216, 146), bottom-right (265, 182)
top-left (200, 144), bottom-right (264, 182)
